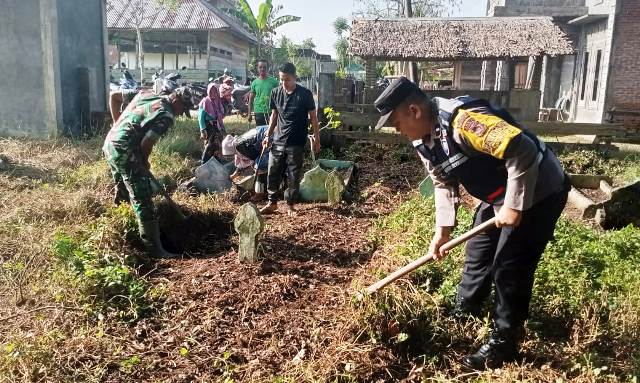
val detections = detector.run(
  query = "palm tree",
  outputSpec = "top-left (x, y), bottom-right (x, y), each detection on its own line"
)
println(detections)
top-left (226, 0), bottom-right (301, 57)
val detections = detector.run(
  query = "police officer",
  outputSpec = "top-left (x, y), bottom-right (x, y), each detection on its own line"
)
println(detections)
top-left (373, 77), bottom-right (570, 371)
top-left (103, 86), bottom-right (196, 259)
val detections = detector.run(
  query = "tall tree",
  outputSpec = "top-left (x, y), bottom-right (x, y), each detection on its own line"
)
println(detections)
top-left (333, 17), bottom-right (351, 72)
top-left (226, 0), bottom-right (301, 58)
top-left (106, 0), bottom-right (180, 82)
top-left (354, 0), bottom-right (460, 18)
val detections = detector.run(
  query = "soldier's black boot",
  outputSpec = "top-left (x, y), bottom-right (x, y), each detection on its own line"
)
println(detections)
top-left (139, 219), bottom-right (180, 259)
top-left (113, 182), bottom-right (130, 205)
top-left (460, 327), bottom-right (519, 371)
top-left (452, 296), bottom-right (482, 321)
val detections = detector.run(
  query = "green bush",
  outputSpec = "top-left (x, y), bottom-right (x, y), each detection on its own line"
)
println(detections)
top-left (156, 117), bottom-right (202, 158)
top-left (558, 148), bottom-right (640, 182)
top-left (51, 204), bottom-right (160, 322)
top-left (533, 219), bottom-right (640, 317)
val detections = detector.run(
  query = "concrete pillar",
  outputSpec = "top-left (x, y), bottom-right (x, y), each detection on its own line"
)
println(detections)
top-left (480, 60), bottom-right (497, 91)
top-left (40, 0), bottom-right (63, 138)
top-left (206, 30), bottom-right (211, 72)
top-left (540, 55), bottom-right (563, 108)
top-left (318, 73), bottom-right (335, 111)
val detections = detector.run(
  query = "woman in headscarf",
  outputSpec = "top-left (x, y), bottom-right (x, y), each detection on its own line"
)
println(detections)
top-left (198, 83), bottom-right (227, 164)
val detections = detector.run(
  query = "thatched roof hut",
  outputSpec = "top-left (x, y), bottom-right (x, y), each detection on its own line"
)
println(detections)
top-left (349, 17), bottom-right (574, 61)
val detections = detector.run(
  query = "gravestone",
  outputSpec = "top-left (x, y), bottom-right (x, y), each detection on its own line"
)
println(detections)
top-left (234, 203), bottom-right (264, 262)
top-left (325, 170), bottom-right (345, 205)
top-left (0, 154), bottom-right (11, 171)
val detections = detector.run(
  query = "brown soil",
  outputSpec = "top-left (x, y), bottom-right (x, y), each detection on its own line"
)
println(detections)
top-left (95, 146), bottom-right (426, 382)
top-left (579, 187), bottom-right (609, 203)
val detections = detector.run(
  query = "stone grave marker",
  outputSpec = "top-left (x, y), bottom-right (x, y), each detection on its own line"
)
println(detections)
top-left (234, 202), bottom-right (264, 262)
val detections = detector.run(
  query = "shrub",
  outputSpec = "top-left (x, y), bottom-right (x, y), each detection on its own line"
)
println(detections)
top-left (51, 204), bottom-right (162, 322)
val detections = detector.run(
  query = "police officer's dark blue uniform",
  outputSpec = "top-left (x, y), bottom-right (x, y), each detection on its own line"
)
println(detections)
top-left (374, 77), bottom-right (570, 371)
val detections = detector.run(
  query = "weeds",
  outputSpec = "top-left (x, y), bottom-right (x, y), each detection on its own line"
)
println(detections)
top-left (51, 204), bottom-right (161, 322)
top-left (337, 195), bottom-right (640, 381)
top-left (558, 148), bottom-right (640, 183)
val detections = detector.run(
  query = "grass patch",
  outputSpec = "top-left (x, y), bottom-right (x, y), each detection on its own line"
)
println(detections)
top-left (51, 204), bottom-right (163, 322)
top-left (328, 196), bottom-right (640, 381)
top-left (557, 148), bottom-right (640, 183)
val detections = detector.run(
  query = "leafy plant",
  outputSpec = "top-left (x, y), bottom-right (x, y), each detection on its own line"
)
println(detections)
top-left (225, 0), bottom-right (301, 58)
top-left (51, 205), bottom-right (160, 322)
top-left (323, 107), bottom-right (343, 129)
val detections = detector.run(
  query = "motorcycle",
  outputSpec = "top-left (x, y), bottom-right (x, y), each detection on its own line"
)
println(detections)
top-left (152, 71), bottom-right (182, 94)
top-left (109, 69), bottom-right (139, 92)
top-left (231, 84), bottom-right (251, 116)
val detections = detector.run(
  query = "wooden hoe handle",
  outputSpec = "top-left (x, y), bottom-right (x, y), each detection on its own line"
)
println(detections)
top-left (364, 218), bottom-right (497, 296)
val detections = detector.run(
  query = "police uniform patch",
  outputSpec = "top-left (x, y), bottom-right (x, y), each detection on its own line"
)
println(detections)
top-left (453, 108), bottom-right (522, 159)
top-left (459, 111), bottom-right (488, 136)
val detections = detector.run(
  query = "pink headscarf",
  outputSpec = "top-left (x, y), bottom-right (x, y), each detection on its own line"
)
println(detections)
top-left (199, 83), bottom-right (225, 118)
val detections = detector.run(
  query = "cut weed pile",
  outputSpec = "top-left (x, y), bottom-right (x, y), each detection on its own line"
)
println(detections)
top-left (557, 147), bottom-right (640, 184)
top-left (1, 123), bottom-right (639, 382)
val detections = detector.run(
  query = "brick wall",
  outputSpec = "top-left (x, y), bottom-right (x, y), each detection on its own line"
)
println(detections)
top-left (606, 0), bottom-right (640, 125)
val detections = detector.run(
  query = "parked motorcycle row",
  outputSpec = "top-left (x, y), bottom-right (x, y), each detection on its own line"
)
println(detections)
top-left (109, 69), bottom-right (253, 118)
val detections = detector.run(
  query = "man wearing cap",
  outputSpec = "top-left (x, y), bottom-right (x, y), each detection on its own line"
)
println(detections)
top-left (103, 86), bottom-right (195, 259)
top-left (374, 77), bottom-right (570, 370)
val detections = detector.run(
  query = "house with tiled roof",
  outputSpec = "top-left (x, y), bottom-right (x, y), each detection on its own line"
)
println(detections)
top-left (107, 0), bottom-right (257, 83)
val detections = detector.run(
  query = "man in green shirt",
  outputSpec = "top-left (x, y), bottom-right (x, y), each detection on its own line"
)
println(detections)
top-left (248, 59), bottom-right (279, 126)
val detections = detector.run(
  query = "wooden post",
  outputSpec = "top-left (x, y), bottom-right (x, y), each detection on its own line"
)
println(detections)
top-left (161, 45), bottom-right (165, 70)
top-left (404, 0), bottom-right (418, 84)
top-left (364, 58), bottom-right (376, 103)
top-left (175, 31), bottom-right (179, 70)
top-left (206, 30), bottom-right (211, 74)
top-left (192, 34), bottom-right (197, 69)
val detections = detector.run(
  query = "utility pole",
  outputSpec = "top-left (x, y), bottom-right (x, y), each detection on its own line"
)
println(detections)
top-left (404, 0), bottom-right (419, 84)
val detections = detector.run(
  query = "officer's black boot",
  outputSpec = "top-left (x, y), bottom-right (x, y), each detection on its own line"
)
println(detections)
top-left (460, 326), bottom-right (520, 371)
top-left (452, 295), bottom-right (482, 321)
top-left (139, 219), bottom-right (180, 259)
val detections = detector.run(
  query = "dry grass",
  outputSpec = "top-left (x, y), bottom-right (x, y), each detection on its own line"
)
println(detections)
top-left (1, 126), bottom-right (639, 382)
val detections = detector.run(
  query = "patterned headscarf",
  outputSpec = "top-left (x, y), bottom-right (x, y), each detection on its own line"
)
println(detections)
top-left (199, 83), bottom-right (225, 118)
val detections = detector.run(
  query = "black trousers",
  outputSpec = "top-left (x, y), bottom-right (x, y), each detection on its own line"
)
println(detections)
top-left (267, 144), bottom-right (304, 204)
top-left (254, 112), bottom-right (270, 126)
top-left (201, 123), bottom-right (223, 164)
top-left (457, 183), bottom-right (569, 330)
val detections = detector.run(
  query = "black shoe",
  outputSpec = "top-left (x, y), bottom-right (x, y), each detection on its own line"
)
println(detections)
top-left (113, 184), bottom-right (130, 205)
top-left (460, 327), bottom-right (519, 371)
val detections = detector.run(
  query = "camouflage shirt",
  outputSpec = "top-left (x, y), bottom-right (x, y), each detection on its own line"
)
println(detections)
top-left (105, 91), bottom-right (175, 151)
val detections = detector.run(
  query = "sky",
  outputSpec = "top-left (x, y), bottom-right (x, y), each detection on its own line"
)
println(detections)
top-left (245, 0), bottom-right (488, 56)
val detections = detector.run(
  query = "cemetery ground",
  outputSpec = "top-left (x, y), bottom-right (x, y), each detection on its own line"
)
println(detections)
top-left (1, 116), bottom-right (640, 382)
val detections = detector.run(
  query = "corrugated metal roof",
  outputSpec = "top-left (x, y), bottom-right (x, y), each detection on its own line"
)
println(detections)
top-left (107, 0), bottom-right (233, 31)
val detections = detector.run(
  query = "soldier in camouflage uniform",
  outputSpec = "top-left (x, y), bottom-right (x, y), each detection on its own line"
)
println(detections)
top-left (103, 86), bottom-right (195, 259)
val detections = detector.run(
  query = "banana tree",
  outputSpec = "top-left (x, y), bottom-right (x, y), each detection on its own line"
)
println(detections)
top-left (227, 0), bottom-right (301, 57)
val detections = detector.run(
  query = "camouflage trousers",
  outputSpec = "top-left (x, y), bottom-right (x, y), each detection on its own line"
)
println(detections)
top-left (103, 141), bottom-right (155, 222)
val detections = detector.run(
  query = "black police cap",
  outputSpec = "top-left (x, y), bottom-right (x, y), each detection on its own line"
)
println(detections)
top-left (374, 76), bottom-right (424, 129)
